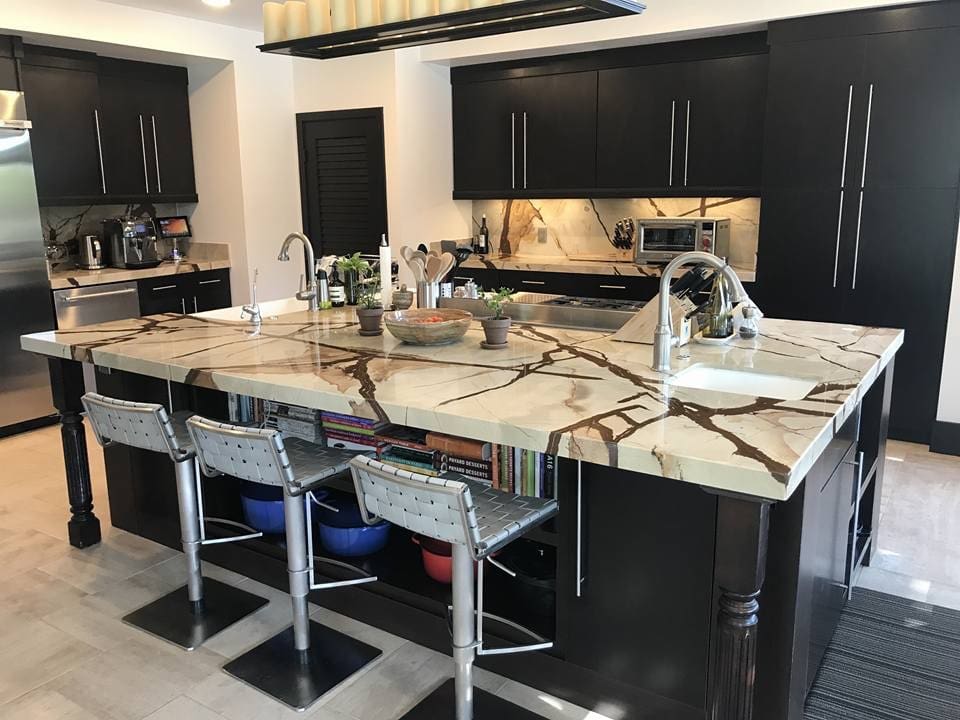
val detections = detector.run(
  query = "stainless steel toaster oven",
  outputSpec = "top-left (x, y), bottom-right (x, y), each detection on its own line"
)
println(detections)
top-left (634, 217), bottom-right (731, 264)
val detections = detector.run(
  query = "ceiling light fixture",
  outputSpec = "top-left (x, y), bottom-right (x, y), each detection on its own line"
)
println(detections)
top-left (203, 0), bottom-right (231, 8)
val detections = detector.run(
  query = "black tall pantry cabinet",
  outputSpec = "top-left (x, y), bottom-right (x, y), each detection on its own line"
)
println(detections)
top-left (756, 13), bottom-right (960, 444)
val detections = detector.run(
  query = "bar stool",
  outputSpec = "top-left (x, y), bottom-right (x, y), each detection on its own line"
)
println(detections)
top-left (185, 415), bottom-right (382, 712)
top-left (80, 392), bottom-right (269, 650)
top-left (349, 455), bottom-right (559, 720)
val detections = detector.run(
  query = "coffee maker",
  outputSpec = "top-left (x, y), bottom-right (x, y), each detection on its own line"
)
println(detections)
top-left (103, 218), bottom-right (162, 269)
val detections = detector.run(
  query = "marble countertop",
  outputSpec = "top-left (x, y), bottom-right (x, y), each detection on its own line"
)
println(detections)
top-left (21, 308), bottom-right (900, 501)
top-left (48, 259), bottom-right (231, 290)
top-left (461, 255), bottom-right (757, 283)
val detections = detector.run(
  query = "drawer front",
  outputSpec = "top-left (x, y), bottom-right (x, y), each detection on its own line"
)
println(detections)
top-left (138, 274), bottom-right (190, 315)
top-left (190, 269), bottom-right (232, 313)
top-left (450, 266), bottom-right (499, 290)
top-left (577, 275), bottom-right (660, 302)
top-left (499, 270), bottom-right (575, 296)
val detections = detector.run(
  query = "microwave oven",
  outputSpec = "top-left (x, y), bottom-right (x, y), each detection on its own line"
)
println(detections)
top-left (634, 217), bottom-right (731, 264)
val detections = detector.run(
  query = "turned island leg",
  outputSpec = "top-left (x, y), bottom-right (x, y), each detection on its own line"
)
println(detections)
top-left (709, 493), bottom-right (771, 720)
top-left (48, 358), bottom-right (101, 548)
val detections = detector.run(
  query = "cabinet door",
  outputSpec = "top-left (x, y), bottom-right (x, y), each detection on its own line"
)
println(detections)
top-left (20, 60), bottom-right (105, 202)
top-left (189, 270), bottom-right (232, 313)
top-left (519, 72), bottom-right (597, 192)
top-left (762, 37), bottom-right (866, 190)
top-left (754, 188), bottom-right (851, 322)
top-left (498, 269), bottom-right (576, 296)
top-left (844, 187), bottom-right (957, 444)
top-left (0, 36), bottom-right (16, 91)
top-left (597, 63), bottom-right (686, 191)
top-left (449, 266), bottom-right (499, 290)
top-left (99, 70), bottom-right (153, 199)
top-left (452, 78), bottom-right (519, 195)
top-left (684, 53), bottom-right (768, 191)
top-left (556, 461), bottom-right (717, 709)
top-left (861, 27), bottom-right (960, 190)
top-left (138, 275), bottom-right (188, 316)
top-left (143, 69), bottom-right (198, 200)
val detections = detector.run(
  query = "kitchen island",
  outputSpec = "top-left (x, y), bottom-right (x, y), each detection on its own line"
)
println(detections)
top-left (21, 307), bottom-right (901, 720)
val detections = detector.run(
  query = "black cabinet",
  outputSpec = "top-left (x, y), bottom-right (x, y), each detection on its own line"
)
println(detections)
top-left (450, 265), bottom-right (500, 290)
top-left (98, 58), bottom-right (198, 203)
top-left (0, 36), bottom-right (18, 91)
top-left (452, 72), bottom-right (597, 197)
top-left (20, 47), bottom-right (106, 204)
top-left (757, 20), bottom-right (960, 444)
top-left (138, 269), bottom-right (231, 316)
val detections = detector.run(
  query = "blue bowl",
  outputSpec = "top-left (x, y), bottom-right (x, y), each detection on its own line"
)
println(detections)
top-left (240, 494), bottom-right (285, 534)
top-left (318, 520), bottom-right (390, 557)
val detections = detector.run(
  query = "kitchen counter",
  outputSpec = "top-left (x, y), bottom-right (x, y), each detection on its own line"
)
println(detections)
top-left (461, 254), bottom-right (757, 283)
top-left (22, 306), bottom-right (899, 502)
top-left (48, 258), bottom-right (231, 289)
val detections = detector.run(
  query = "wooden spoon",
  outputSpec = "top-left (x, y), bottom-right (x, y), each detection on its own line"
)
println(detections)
top-left (425, 254), bottom-right (443, 283)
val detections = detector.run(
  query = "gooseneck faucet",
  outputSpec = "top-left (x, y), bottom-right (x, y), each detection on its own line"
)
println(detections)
top-left (653, 251), bottom-right (749, 373)
top-left (277, 232), bottom-right (319, 311)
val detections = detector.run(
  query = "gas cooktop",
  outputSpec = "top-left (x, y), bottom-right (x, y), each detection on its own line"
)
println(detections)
top-left (538, 295), bottom-right (647, 312)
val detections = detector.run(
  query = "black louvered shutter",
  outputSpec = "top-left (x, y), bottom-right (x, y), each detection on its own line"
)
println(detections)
top-left (298, 109), bottom-right (388, 256)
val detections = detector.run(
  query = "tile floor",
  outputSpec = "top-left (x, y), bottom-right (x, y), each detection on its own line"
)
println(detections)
top-left (0, 426), bottom-right (958, 719)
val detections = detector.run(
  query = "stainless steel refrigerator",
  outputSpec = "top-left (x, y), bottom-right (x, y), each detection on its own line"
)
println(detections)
top-left (0, 90), bottom-right (57, 431)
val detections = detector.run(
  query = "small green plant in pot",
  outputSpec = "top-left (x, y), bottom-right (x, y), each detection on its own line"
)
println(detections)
top-left (480, 287), bottom-right (514, 347)
top-left (355, 278), bottom-right (384, 335)
top-left (336, 253), bottom-right (371, 305)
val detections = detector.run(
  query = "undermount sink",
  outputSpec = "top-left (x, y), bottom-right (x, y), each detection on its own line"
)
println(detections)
top-left (193, 297), bottom-right (310, 321)
top-left (666, 364), bottom-right (819, 401)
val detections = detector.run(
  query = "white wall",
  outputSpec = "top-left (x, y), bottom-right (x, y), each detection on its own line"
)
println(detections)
top-left (938, 218), bottom-right (960, 424)
top-left (0, 0), bottom-right (301, 304)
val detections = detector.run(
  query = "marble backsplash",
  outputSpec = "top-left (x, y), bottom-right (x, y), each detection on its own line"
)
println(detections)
top-left (42, 203), bottom-right (191, 270)
top-left (471, 197), bottom-right (760, 269)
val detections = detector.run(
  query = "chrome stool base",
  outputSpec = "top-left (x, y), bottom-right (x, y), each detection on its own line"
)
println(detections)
top-left (401, 679), bottom-right (546, 720)
top-left (223, 620), bottom-right (382, 712)
top-left (123, 578), bottom-right (269, 651)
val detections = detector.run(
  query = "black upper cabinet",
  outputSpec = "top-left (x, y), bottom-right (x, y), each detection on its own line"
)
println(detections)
top-left (452, 78), bottom-right (519, 194)
top-left (98, 58), bottom-right (198, 203)
top-left (861, 27), bottom-right (960, 189)
top-left (519, 72), bottom-right (597, 192)
top-left (0, 36), bottom-right (18, 91)
top-left (20, 47), bottom-right (106, 204)
top-left (596, 62), bottom-right (685, 191)
top-left (684, 53), bottom-right (768, 190)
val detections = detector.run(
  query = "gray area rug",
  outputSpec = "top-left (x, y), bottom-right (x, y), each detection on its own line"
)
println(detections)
top-left (805, 588), bottom-right (960, 720)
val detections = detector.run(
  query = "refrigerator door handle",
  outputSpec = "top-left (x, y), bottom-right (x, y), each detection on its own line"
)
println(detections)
top-left (138, 114), bottom-right (150, 194)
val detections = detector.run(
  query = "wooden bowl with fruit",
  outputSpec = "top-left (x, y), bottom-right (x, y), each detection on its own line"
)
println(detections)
top-left (383, 308), bottom-right (473, 345)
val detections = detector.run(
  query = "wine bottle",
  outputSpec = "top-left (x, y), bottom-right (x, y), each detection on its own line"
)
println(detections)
top-left (477, 215), bottom-right (489, 254)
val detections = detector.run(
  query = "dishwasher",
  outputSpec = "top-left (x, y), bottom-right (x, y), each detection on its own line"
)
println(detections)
top-left (52, 281), bottom-right (141, 390)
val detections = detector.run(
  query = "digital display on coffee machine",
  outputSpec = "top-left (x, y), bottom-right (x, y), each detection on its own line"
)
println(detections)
top-left (156, 216), bottom-right (192, 239)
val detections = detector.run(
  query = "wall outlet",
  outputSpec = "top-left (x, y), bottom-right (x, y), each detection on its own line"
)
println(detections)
top-left (537, 226), bottom-right (548, 244)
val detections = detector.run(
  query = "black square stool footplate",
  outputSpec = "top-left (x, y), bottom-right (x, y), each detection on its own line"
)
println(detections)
top-left (123, 577), bottom-right (268, 651)
top-left (400, 679), bottom-right (549, 719)
top-left (223, 621), bottom-right (382, 711)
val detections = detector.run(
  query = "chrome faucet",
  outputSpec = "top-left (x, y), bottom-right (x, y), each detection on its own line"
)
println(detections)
top-left (241, 269), bottom-right (262, 326)
top-left (652, 251), bottom-right (749, 373)
top-left (277, 232), bottom-right (319, 311)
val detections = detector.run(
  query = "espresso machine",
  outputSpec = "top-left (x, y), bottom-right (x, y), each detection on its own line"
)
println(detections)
top-left (103, 218), bottom-right (162, 269)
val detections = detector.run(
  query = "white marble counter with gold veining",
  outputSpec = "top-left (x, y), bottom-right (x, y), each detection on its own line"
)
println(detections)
top-left (21, 307), bottom-right (900, 501)
top-left (460, 254), bottom-right (757, 283)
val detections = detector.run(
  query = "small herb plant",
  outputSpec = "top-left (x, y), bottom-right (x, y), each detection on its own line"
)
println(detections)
top-left (481, 287), bottom-right (514, 319)
top-left (357, 278), bottom-right (382, 310)
top-left (336, 253), bottom-right (371, 278)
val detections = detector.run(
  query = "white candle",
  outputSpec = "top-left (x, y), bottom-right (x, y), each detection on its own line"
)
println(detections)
top-left (355, 0), bottom-right (380, 27)
top-left (469, 0), bottom-right (500, 6)
top-left (408, 0), bottom-right (436, 18)
top-left (379, 235), bottom-right (393, 310)
top-left (331, 0), bottom-right (356, 31)
top-left (438, 0), bottom-right (466, 11)
top-left (380, 0), bottom-right (408, 23)
top-left (263, 1), bottom-right (286, 43)
top-left (285, 0), bottom-right (308, 39)
top-left (307, 0), bottom-right (331, 34)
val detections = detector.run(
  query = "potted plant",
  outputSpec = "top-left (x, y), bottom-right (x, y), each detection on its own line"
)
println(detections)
top-left (480, 287), bottom-right (514, 346)
top-left (336, 253), bottom-right (371, 305)
top-left (355, 279), bottom-right (384, 335)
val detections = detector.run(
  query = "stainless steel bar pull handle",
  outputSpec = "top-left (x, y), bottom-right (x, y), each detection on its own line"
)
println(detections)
top-left (138, 114), bottom-right (150, 194)
top-left (197, 279), bottom-right (222, 285)
top-left (668, 100), bottom-right (676, 186)
top-left (181, 297), bottom-right (187, 314)
top-left (598, 284), bottom-right (627, 290)
top-left (576, 460), bottom-right (584, 598)
top-left (151, 115), bottom-right (162, 194)
top-left (94, 110), bottom-right (106, 194)
top-left (60, 288), bottom-right (136, 302)
top-left (523, 111), bottom-right (528, 190)
top-left (193, 296), bottom-right (198, 313)
top-left (511, 112), bottom-right (516, 190)
top-left (683, 99), bottom-right (691, 187)
top-left (852, 84), bottom-right (874, 291)
top-left (833, 84), bottom-right (854, 289)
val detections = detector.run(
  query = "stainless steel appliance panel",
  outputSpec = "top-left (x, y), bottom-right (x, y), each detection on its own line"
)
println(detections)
top-left (53, 282), bottom-right (140, 330)
top-left (0, 120), bottom-right (57, 427)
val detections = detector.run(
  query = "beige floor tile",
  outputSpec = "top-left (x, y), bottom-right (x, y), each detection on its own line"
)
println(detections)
top-left (0, 617), bottom-right (99, 705)
top-left (42, 595), bottom-right (146, 652)
top-left (310, 606), bottom-right (408, 656)
top-left (48, 634), bottom-right (223, 720)
top-left (187, 671), bottom-right (353, 720)
top-left (0, 529), bottom-right (70, 583)
top-left (0, 568), bottom-right (89, 620)
top-left (198, 579), bottom-right (293, 659)
top-left (494, 679), bottom-right (621, 720)
top-left (0, 686), bottom-right (104, 720)
top-left (144, 695), bottom-right (228, 720)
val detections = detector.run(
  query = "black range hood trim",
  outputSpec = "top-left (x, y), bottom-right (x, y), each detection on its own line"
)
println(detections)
top-left (257, 0), bottom-right (646, 60)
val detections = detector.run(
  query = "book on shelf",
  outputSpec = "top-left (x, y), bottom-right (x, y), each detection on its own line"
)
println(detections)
top-left (378, 452), bottom-right (441, 477)
top-left (375, 425), bottom-right (431, 452)
top-left (322, 421), bottom-right (380, 436)
top-left (425, 432), bottom-right (492, 461)
top-left (448, 454), bottom-right (496, 483)
top-left (320, 411), bottom-right (386, 430)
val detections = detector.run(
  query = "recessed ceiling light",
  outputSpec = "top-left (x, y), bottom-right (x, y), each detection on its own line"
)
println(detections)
top-left (202, 0), bottom-right (231, 7)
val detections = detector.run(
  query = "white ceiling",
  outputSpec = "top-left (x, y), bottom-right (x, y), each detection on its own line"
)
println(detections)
top-left (100, 0), bottom-right (263, 31)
